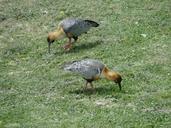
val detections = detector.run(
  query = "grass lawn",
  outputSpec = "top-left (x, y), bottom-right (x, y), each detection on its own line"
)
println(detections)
top-left (0, 0), bottom-right (171, 127)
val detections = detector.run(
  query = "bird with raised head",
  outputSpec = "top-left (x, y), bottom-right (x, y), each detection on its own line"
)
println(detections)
top-left (47, 18), bottom-right (99, 53)
top-left (63, 59), bottom-right (122, 91)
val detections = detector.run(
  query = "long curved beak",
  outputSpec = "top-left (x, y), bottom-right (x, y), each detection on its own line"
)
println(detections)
top-left (118, 82), bottom-right (121, 91)
top-left (48, 42), bottom-right (51, 53)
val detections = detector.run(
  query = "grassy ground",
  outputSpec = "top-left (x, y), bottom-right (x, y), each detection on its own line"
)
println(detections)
top-left (0, 0), bottom-right (171, 127)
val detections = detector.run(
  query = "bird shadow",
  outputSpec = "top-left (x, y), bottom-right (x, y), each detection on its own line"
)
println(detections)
top-left (53, 40), bottom-right (102, 55)
top-left (69, 40), bottom-right (102, 53)
top-left (69, 86), bottom-right (124, 96)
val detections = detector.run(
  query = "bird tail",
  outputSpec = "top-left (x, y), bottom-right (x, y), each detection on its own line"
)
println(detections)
top-left (62, 61), bottom-right (77, 71)
top-left (84, 20), bottom-right (99, 27)
top-left (63, 63), bottom-right (71, 71)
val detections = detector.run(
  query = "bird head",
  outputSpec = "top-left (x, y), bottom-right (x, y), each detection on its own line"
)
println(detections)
top-left (102, 67), bottom-right (122, 90)
top-left (47, 27), bottom-right (65, 53)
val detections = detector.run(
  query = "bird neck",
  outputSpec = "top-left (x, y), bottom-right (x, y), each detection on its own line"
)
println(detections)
top-left (102, 67), bottom-right (119, 81)
top-left (53, 27), bottom-right (65, 40)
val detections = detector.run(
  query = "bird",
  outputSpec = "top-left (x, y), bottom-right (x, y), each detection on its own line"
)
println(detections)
top-left (63, 59), bottom-right (122, 90)
top-left (47, 18), bottom-right (99, 53)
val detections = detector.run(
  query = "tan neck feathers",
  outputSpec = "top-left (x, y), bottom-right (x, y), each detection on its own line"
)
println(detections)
top-left (102, 67), bottom-right (119, 81)
top-left (54, 27), bottom-right (65, 39)
top-left (102, 67), bottom-right (112, 80)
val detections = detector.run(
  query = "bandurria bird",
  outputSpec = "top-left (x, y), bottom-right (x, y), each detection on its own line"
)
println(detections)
top-left (64, 59), bottom-right (122, 90)
top-left (47, 18), bottom-right (99, 53)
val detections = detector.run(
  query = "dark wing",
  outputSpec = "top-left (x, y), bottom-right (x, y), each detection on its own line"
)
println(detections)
top-left (60, 19), bottom-right (98, 36)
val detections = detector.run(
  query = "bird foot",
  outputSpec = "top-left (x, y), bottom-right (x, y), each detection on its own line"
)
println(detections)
top-left (63, 43), bottom-right (72, 51)
top-left (83, 85), bottom-right (96, 93)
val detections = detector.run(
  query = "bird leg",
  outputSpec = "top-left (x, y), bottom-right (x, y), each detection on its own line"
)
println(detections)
top-left (83, 81), bottom-right (89, 90)
top-left (82, 79), bottom-right (96, 92)
top-left (90, 82), bottom-right (94, 90)
top-left (73, 36), bottom-right (78, 42)
top-left (90, 82), bottom-right (96, 93)
top-left (83, 81), bottom-right (95, 92)
top-left (63, 37), bottom-right (72, 51)
top-left (83, 81), bottom-right (93, 89)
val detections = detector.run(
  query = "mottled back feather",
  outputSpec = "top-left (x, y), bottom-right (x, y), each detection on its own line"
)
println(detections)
top-left (59, 18), bottom-right (99, 36)
top-left (64, 59), bottom-right (104, 80)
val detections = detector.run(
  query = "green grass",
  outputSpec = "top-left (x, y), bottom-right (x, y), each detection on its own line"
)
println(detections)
top-left (0, 0), bottom-right (171, 127)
